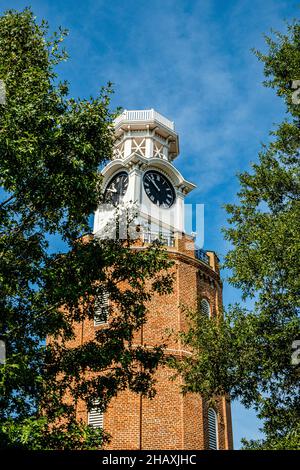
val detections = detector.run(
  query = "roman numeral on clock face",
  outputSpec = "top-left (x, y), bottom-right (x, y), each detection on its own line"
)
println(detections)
top-left (143, 170), bottom-right (175, 208)
top-left (104, 171), bottom-right (129, 205)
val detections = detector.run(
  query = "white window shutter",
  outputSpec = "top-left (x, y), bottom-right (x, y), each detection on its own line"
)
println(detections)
top-left (88, 406), bottom-right (104, 428)
top-left (201, 299), bottom-right (211, 318)
top-left (208, 408), bottom-right (218, 450)
top-left (94, 289), bottom-right (109, 326)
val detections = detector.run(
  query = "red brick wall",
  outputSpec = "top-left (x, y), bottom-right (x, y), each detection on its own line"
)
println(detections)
top-left (72, 233), bottom-right (233, 449)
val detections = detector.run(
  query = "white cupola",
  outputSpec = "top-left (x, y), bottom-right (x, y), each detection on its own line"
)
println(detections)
top-left (113, 109), bottom-right (179, 161)
top-left (93, 109), bottom-right (195, 239)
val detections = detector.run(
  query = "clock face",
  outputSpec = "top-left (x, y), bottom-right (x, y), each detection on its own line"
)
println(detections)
top-left (104, 171), bottom-right (129, 205)
top-left (143, 170), bottom-right (175, 208)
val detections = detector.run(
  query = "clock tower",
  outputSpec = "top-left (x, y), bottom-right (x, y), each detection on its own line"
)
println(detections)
top-left (80, 109), bottom-right (233, 450)
top-left (93, 109), bottom-right (195, 240)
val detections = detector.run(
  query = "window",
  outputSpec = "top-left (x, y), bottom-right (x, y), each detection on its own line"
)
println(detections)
top-left (201, 299), bottom-right (211, 318)
top-left (208, 408), bottom-right (218, 450)
top-left (94, 289), bottom-right (109, 326)
top-left (88, 405), bottom-right (104, 429)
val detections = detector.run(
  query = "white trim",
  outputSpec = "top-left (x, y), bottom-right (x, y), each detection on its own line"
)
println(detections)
top-left (88, 406), bottom-right (104, 428)
top-left (201, 299), bottom-right (211, 318)
top-left (114, 109), bottom-right (175, 131)
top-left (208, 408), bottom-right (218, 450)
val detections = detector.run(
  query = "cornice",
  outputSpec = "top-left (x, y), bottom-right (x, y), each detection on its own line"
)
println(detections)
top-left (130, 246), bottom-right (222, 287)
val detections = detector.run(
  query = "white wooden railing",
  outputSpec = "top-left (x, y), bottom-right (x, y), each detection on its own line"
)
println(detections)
top-left (114, 109), bottom-right (175, 131)
top-left (143, 231), bottom-right (175, 247)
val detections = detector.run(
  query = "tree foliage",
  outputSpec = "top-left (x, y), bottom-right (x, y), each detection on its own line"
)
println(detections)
top-left (0, 9), bottom-right (173, 449)
top-left (175, 21), bottom-right (300, 450)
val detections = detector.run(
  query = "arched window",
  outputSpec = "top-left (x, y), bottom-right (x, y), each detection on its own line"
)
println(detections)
top-left (201, 299), bottom-right (211, 318)
top-left (208, 408), bottom-right (218, 450)
top-left (88, 404), bottom-right (104, 429)
top-left (94, 288), bottom-right (109, 326)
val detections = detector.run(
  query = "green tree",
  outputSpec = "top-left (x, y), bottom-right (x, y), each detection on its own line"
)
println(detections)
top-left (174, 21), bottom-right (300, 450)
top-left (0, 9), bottom-right (173, 449)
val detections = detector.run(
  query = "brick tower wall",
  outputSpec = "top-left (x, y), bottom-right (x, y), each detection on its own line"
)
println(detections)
top-left (74, 233), bottom-right (233, 449)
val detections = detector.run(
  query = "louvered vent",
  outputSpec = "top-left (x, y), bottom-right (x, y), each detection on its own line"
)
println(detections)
top-left (94, 289), bottom-right (109, 326)
top-left (201, 299), bottom-right (211, 318)
top-left (88, 406), bottom-right (104, 428)
top-left (208, 408), bottom-right (218, 450)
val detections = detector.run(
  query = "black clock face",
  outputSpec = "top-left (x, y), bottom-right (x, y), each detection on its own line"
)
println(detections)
top-left (104, 171), bottom-right (129, 205)
top-left (143, 170), bottom-right (175, 208)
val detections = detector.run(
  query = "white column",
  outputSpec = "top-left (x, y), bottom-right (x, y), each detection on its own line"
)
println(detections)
top-left (125, 166), bottom-right (143, 205)
top-left (124, 139), bottom-right (132, 158)
top-left (145, 137), bottom-right (153, 159)
top-left (175, 193), bottom-right (185, 232)
top-left (162, 145), bottom-right (169, 160)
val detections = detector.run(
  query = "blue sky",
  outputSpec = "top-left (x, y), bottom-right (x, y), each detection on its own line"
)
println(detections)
top-left (1, 0), bottom-right (299, 449)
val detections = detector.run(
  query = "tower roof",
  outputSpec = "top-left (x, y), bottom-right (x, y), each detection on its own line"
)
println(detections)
top-left (114, 109), bottom-right (179, 160)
